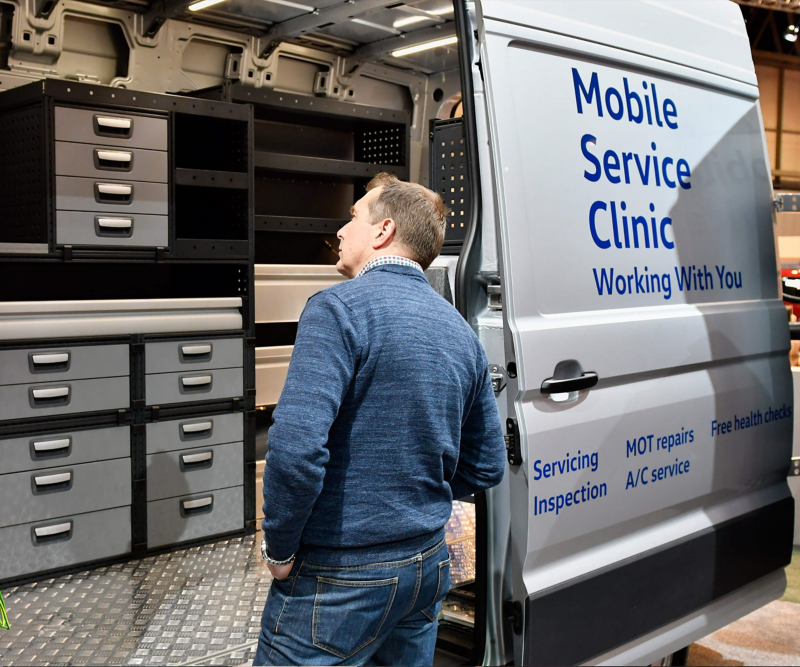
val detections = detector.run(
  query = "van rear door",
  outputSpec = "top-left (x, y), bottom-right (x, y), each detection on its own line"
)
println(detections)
top-left (474, 1), bottom-right (794, 664)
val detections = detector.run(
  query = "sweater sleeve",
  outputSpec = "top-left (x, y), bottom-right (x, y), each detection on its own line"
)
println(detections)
top-left (261, 291), bottom-right (359, 560)
top-left (449, 345), bottom-right (507, 500)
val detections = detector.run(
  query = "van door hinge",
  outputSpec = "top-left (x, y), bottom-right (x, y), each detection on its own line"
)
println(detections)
top-left (789, 457), bottom-right (800, 477)
top-left (489, 364), bottom-right (506, 395)
top-left (505, 418), bottom-right (522, 466)
top-left (503, 600), bottom-right (523, 635)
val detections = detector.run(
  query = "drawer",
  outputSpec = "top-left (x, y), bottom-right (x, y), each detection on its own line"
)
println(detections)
top-left (147, 485), bottom-right (243, 548)
top-left (0, 344), bottom-right (128, 386)
top-left (55, 141), bottom-right (168, 183)
top-left (0, 425), bottom-right (130, 475)
top-left (145, 368), bottom-right (243, 406)
top-left (56, 211), bottom-right (168, 248)
top-left (146, 412), bottom-right (243, 454)
top-left (56, 176), bottom-right (168, 215)
top-left (0, 376), bottom-right (129, 421)
top-left (147, 441), bottom-right (243, 501)
top-left (145, 337), bottom-right (243, 374)
top-left (55, 106), bottom-right (168, 151)
top-left (0, 506), bottom-right (131, 582)
top-left (0, 457), bottom-right (131, 528)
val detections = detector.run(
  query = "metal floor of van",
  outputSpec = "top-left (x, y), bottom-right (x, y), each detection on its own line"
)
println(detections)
top-left (0, 535), bottom-right (269, 666)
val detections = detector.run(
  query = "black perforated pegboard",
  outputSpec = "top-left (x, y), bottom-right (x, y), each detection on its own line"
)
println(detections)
top-left (430, 118), bottom-right (471, 249)
top-left (0, 104), bottom-right (46, 244)
top-left (355, 125), bottom-right (406, 166)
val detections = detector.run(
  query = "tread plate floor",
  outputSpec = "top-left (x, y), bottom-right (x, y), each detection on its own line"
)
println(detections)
top-left (0, 535), bottom-right (270, 666)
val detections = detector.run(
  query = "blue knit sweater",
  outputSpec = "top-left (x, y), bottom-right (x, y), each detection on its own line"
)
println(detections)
top-left (261, 264), bottom-right (506, 566)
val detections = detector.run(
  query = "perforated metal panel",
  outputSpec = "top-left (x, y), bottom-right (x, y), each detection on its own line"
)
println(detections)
top-left (355, 125), bottom-right (406, 166)
top-left (0, 104), bottom-right (46, 244)
top-left (430, 118), bottom-right (470, 249)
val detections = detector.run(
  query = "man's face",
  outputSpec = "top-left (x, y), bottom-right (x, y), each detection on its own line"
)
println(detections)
top-left (336, 188), bottom-right (382, 278)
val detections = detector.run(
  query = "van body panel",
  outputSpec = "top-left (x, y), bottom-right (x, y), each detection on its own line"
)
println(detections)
top-left (476, 3), bottom-right (793, 663)
top-left (478, 0), bottom-right (757, 87)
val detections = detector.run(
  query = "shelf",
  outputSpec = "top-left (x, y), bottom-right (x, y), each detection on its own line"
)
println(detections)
top-left (172, 239), bottom-right (249, 258)
top-left (175, 168), bottom-right (249, 189)
top-left (254, 151), bottom-right (406, 181)
top-left (255, 215), bottom-right (346, 234)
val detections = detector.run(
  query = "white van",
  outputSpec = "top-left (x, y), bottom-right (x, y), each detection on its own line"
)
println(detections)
top-left (0, 0), bottom-right (792, 664)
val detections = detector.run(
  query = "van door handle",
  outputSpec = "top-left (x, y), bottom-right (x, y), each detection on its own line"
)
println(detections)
top-left (541, 372), bottom-right (599, 394)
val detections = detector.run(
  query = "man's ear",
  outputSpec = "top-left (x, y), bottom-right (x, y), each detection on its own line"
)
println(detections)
top-left (371, 218), bottom-right (396, 250)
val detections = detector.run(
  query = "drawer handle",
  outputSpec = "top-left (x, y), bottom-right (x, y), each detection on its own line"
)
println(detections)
top-left (33, 438), bottom-right (71, 452)
top-left (96, 149), bottom-right (132, 162)
top-left (182, 344), bottom-right (212, 356)
top-left (182, 375), bottom-right (212, 388)
top-left (34, 471), bottom-right (72, 487)
top-left (181, 451), bottom-right (213, 470)
top-left (97, 183), bottom-right (132, 195)
top-left (32, 386), bottom-right (70, 399)
top-left (97, 217), bottom-right (132, 229)
top-left (181, 496), bottom-right (214, 516)
top-left (96, 116), bottom-right (132, 130)
top-left (35, 522), bottom-right (72, 538)
top-left (182, 421), bottom-right (213, 435)
top-left (96, 182), bottom-right (133, 205)
top-left (95, 149), bottom-right (133, 172)
top-left (32, 353), bottom-right (70, 366)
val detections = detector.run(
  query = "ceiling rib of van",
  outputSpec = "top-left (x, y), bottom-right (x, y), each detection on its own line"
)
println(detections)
top-left (140, 0), bottom-right (457, 73)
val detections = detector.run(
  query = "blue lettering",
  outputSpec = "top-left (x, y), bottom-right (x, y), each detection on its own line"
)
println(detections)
top-left (573, 69), bottom-right (603, 116)
top-left (582, 134), bottom-right (601, 182)
top-left (589, 201), bottom-right (611, 249)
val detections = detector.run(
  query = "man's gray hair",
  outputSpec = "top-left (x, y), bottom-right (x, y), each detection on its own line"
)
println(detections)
top-left (366, 173), bottom-right (448, 270)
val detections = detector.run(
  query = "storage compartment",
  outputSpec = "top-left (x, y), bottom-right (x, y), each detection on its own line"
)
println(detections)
top-left (145, 367), bottom-right (243, 406)
top-left (175, 185), bottom-right (248, 241)
top-left (146, 412), bottom-right (244, 454)
top-left (174, 113), bottom-right (248, 172)
top-left (54, 106), bottom-right (168, 151)
top-left (145, 336), bottom-right (242, 374)
top-left (255, 264), bottom-right (345, 323)
top-left (56, 210), bottom-right (168, 247)
top-left (55, 141), bottom-right (168, 182)
top-left (0, 343), bottom-right (128, 385)
top-left (146, 441), bottom-right (243, 501)
top-left (0, 456), bottom-right (131, 528)
top-left (255, 345), bottom-right (292, 406)
top-left (147, 484), bottom-right (243, 548)
top-left (0, 425), bottom-right (130, 475)
top-left (0, 506), bottom-right (131, 582)
top-left (55, 176), bottom-right (169, 215)
top-left (0, 375), bottom-right (129, 421)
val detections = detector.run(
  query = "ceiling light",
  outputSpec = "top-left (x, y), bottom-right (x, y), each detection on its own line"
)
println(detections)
top-left (188, 0), bottom-right (227, 11)
top-left (392, 35), bottom-right (457, 57)
top-left (785, 24), bottom-right (799, 42)
top-left (351, 18), bottom-right (401, 34)
top-left (393, 15), bottom-right (429, 28)
top-left (262, 0), bottom-right (314, 10)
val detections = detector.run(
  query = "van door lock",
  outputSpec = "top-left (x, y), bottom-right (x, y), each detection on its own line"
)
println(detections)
top-left (489, 364), bottom-right (506, 395)
top-left (503, 600), bottom-right (523, 635)
top-left (505, 418), bottom-right (522, 466)
top-left (789, 457), bottom-right (800, 477)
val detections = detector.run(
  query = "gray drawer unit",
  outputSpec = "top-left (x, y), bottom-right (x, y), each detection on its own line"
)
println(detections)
top-left (147, 485), bottom-right (243, 549)
top-left (0, 376), bottom-right (129, 421)
top-left (146, 412), bottom-right (244, 454)
top-left (55, 141), bottom-right (168, 183)
top-left (0, 506), bottom-right (131, 582)
top-left (0, 425), bottom-right (130, 475)
top-left (55, 106), bottom-right (168, 151)
top-left (146, 441), bottom-right (243, 502)
top-left (56, 211), bottom-right (168, 248)
top-left (56, 176), bottom-right (168, 215)
top-left (0, 344), bottom-right (128, 386)
top-left (145, 338), bottom-right (243, 374)
top-left (145, 368), bottom-right (243, 406)
top-left (0, 457), bottom-right (131, 528)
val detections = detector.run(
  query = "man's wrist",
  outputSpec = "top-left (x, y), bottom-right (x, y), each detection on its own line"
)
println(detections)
top-left (260, 538), bottom-right (295, 566)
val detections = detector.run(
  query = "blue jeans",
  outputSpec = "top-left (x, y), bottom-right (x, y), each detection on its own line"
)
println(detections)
top-left (253, 539), bottom-right (451, 666)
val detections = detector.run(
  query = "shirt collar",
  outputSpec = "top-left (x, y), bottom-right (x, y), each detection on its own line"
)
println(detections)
top-left (356, 255), bottom-right (424, 278)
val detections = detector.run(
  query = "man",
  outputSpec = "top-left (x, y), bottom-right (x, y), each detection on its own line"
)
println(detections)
top-left (254, 173), bottom-right (506, 666)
